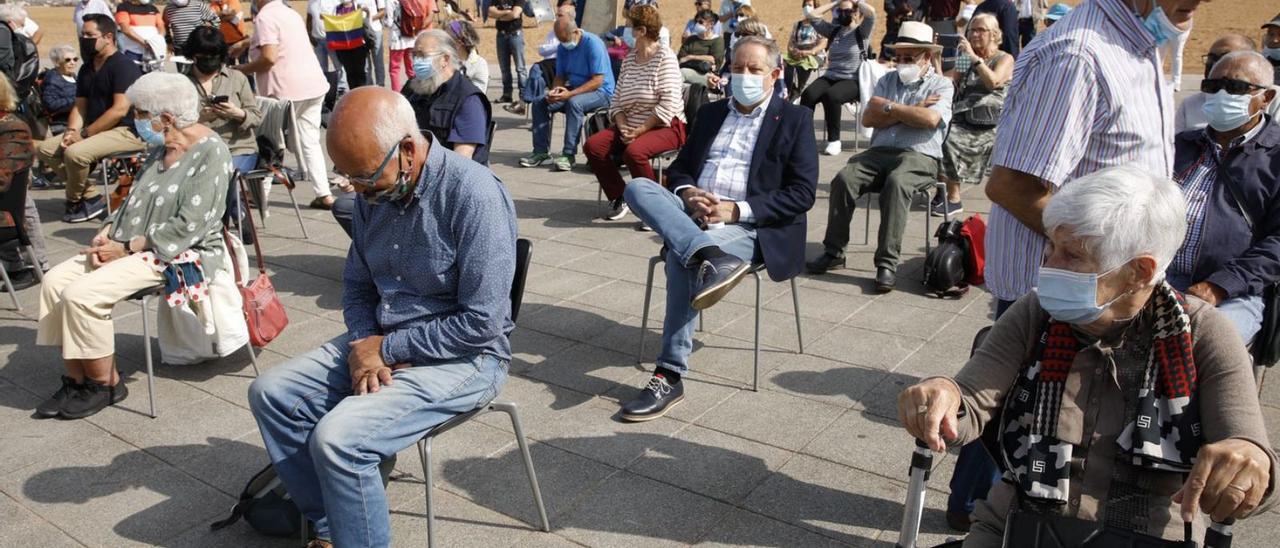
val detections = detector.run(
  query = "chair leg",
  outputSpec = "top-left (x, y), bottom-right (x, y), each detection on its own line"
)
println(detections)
top-left (417, 437), bottom-right (436, 548)
top-left (493, 402), bottom-right (551, 532)
top-left (697, 312), bottom-right (703, 332)
top-left (101, 160), bottom-right (112, 217)
top-left (244, 343), bottom-right (260, 376)
top-left (0, 265), bottom-right (19, 311)
top-left (24, 246), bottom-right (43, 282)
top-left (284, 185), bottom-right (310, 239)
top-left (791, 277), bottom-right (804, 354)
top-left (140, 295), bottom-right (157, 418)
top-left (752, 271), bottom-right (761, 392)
top-left (637, 255), bottom-right (660, 364)
top-left (862, 193), bottom-right (871, 246)
top-left (924, 190), bottom-right (933, 256)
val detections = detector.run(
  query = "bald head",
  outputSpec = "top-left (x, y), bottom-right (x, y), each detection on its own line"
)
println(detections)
top-left (1210, 33), bottom-right (1257, 56)
top-left (1211, 50), bottom-right (1274, 88)
top-left (554, 16), bottom-right (578, 42)
top-left (327, 88), bottom-right (426, 192)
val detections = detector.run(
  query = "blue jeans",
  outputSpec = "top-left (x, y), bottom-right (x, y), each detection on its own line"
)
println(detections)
top-left (1167, 273), bottom-right (1265, 343)
top-left (227, 154), bottom-right (258, 224)
top-left (495, 30), bottom-right (528, 98)
top-left (531, 89), bottom-right (611, 157)
top-left (624, 178), bottom-right (757, 375)
top-left (947, 297), bottom-right (1014, 515)
top-left (248, 334), bottom-right (508, 546)
top-left (367, 30), bottom-right (387, 87)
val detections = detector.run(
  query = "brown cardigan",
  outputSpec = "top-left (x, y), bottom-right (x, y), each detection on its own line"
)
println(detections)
top-left (937, 292), bottom-right (1278, 545)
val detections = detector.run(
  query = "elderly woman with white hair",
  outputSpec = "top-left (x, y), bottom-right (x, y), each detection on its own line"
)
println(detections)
top-left (34, 72), bottom-right (238, 420)
top-left (38, 44), bottom-right (80, 137)
top-left (899, 166), bottom-right (1278, 546)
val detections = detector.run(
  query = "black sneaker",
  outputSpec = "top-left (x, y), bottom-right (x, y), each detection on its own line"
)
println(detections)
top-left (35, 376), bottom-right (80, 419)
top-left (691, 254), bottom-right (750, 310)
top-left (602, 198), bottom-right (629, 221)
top-left (930, 199), bottom-right (964, 218)
top-left (495, 95), bottom-right (513, 104)
top-left (1, 269), bottom-right (39, 291)
top-left (59, 378), bottom-right (128, 419)
top-left (806, 253), bottom-right (846, 275)
top-left (620, 373), bottom-right (684, 422)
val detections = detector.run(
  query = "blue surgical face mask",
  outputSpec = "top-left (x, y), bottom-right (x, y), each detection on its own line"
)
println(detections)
top-left (731, 72), bottom-right (767, 107)
top-left (1035, 263), bottom-right (1129, 325)
top-left (412, 55), bottom-right (437, 81)
top-left (1263, 46), bottom-right (1280, 61)
top-left (802, 4), bottom-right (813, 17)
top-left (692, 23), bottom-right (707, 35)
top-left (1139, 4), bottom-right (1185, 47)
top-left (1202, 89), bottom-right (1260, 132)
top-left (134, 117), bottom-right (166, 147)
top-left (622, 27), bottom-right (636, 48)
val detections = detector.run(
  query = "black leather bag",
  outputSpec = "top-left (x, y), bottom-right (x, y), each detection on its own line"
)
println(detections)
top-left (923, 220), bottom-right (969, 298)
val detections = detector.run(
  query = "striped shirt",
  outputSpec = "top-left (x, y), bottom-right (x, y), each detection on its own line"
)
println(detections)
top-left (607, 44), bottom-right (685, 129)
top-left (1170, 124), bottom-right (1265, 279)
top-left (983, 0), bottom-right (1174, 301)
top-left (162, 2), bottom-right (218, 52)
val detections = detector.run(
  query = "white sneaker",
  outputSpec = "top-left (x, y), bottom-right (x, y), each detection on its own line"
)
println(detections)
top-left (823, 140), bottom-right (842, 156)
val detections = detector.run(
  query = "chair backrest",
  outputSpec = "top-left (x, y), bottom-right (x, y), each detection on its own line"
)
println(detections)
top-left (510, 238), bottom-right (532, 322)
top-left (485, 120), bottom-right (497, 165)
top-left (0, 169), bottom-right (31, 245)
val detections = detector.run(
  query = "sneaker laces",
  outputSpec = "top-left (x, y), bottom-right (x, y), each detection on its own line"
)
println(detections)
top-left (645, 375), bottom-right (672, 397)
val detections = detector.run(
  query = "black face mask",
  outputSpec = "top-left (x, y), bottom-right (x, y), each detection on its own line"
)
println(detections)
top-left (195, 57), bottom-right (223, 75)
top-left (79, 36), bottom-right (100, 62)
top-left (835, 10), bottom-right (854, 26)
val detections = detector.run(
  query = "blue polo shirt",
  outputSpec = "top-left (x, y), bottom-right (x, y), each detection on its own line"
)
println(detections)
top-left (555, 31), bottom-right (615, 95)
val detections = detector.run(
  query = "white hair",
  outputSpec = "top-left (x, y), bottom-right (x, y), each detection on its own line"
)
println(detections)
top-left (1043, 165), bottom-right (1188, 283)
top-left (125, 72), bottom-right (201, 128)
top-left (48, 44), bottom-right (76, 65)
top-left (0, 4), bottom-right (26, 24)
top-left (1212, 50), bottom-right (1274, 88)
top-left (415, 29), bottom-right (462, 71)
top-left (371, 93), bottom-right (421, 151)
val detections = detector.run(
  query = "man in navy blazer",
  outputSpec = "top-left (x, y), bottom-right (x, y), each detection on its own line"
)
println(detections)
top-left (619, 36), bottom-right (818, 421)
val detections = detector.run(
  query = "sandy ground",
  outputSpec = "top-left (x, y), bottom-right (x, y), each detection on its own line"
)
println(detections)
top-left (23, 0), bottom-right (1280, 78)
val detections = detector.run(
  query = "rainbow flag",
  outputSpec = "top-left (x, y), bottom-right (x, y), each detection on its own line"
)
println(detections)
top-left (323, 11), bottom-right (366, 51)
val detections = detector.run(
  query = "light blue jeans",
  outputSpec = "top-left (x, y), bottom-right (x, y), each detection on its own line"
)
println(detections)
top-left (1167, 273), bottom-right (1265, 344)
top-left (494, 30), bottom-right (528, 98)
top-left (248, 334), bottom-right (508, 547)
top-left (624, 178), bottom-right (757, 375)
top-left (531, 89), bottom-right (611, 157)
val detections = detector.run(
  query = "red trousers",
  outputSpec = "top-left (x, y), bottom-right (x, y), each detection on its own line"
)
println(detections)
top-left (584, 118), bottom-right (687, 201)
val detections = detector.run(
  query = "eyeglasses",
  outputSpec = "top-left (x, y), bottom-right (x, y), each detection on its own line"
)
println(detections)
top-left (338, 140), bottom-right (402, 189)
top-left (1201, 53), bottom-right (1223, 68)
top-left (411, 51), bottom-right (442, 61)
top-left (61, 56), bottom-right (80, 63)
top-left (1201, 77), bottom-right (1267, 95)
top-left (894, 53), bottom-right (924, 63)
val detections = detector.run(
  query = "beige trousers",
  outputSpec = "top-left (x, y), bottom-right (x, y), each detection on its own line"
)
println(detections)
top-left (37, 253), bottom-right (165, 360)
top-left (36, 127), bottom-right (146, 202)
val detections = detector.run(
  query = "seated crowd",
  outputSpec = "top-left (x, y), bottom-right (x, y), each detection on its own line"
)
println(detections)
top-left (4, 1), bottom-right (1280, 547)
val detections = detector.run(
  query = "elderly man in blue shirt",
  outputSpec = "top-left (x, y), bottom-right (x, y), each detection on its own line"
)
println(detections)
top-left (520, 13), bottom-right (615, 172)
top-left (248, 87), bottom-right (517, 548)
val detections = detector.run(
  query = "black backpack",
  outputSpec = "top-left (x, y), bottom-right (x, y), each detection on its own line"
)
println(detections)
top-left (4, 27), bottom-right (38, 100)
top-left (922, 219), bottom-right (970, 298)
top-left (210, 456), bottom-right (397, 537)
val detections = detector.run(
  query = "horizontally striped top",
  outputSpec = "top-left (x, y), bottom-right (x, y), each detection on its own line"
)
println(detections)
top-left (608, 43), bottom-right (685, 129)
top-left (983, 0), bottom-right (1174, 301)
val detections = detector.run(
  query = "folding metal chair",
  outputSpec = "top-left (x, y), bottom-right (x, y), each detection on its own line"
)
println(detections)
top-left (861, 181), bottom-right (951, 254)
top-left (0, 169), bottom-right (44, 310)
top-left (637, 252), bottom-right (804, 392)
top-left (246, 98), bottom-right (310, 239)
top-left (98, 150), bottom-right (146, 217)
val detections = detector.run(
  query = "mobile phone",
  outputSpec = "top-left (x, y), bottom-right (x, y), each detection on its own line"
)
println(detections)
top-left (937, 33), bottom-right (962, 55)
top-left (210, 95), bottom-right (230, 104)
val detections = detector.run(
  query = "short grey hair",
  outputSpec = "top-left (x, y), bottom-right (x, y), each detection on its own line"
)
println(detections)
top-left (371, 93), bottom-right (421, 151)
top-left (48, 44), bottom-right (76, 65)
top-left (415, 29), bottom-right (462, 70)
top-left (125, 72), bottom-right (201, 128)
top-left (0, 4), bottom-right (26, 24)
top-left (732, 35), bottom-right (780, 69)
top-left (1043, 165), bottom-right (1187, 283)
top-left (1211, 50), bottom-right (1273, 88)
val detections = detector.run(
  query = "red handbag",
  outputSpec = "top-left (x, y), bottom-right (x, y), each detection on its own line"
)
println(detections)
top-left (225, 177), bottom-right (289, 347)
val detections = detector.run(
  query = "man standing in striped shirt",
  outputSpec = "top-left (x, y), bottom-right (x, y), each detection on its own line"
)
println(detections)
top-left (946, 0), bottom-right (1206, 533)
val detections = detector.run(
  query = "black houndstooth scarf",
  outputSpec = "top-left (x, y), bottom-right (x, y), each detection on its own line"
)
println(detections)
top-left (999, 282), bottom-right (1205, 503)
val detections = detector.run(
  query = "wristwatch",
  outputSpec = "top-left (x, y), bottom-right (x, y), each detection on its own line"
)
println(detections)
top-left (79, 127), bottom-right (89, 139)
top-left (883, 102), bottom-right (895, 114)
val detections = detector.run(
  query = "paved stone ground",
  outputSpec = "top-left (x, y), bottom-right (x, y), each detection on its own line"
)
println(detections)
top-left (3, 97), bottom-right (1280, 548)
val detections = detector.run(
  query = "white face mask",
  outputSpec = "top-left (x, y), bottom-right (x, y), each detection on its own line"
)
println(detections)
top-left (897, 63), bottom-right (923, 84)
